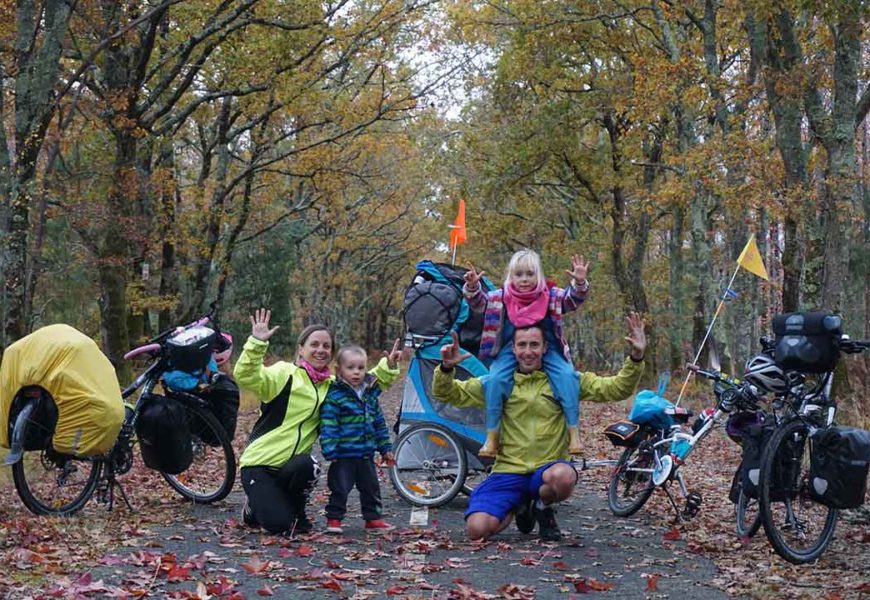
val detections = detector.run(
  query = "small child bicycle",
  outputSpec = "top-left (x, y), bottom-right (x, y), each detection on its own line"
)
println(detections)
top-left (605, 367), bottom-right (762, 525)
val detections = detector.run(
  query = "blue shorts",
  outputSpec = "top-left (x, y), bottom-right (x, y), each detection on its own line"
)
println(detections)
top-left (465, 460), bottom-right (576, 522)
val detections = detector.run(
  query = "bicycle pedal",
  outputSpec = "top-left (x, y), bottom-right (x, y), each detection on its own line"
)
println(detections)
top-left (682, 491), bottom-right (702, 519)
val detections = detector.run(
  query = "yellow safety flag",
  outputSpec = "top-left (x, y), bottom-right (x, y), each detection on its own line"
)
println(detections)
top-left (737, 234), bottom-right (769, 280)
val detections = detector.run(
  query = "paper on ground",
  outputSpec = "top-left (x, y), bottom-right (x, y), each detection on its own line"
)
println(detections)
top-left (409, 505), bottom-right (429, 526)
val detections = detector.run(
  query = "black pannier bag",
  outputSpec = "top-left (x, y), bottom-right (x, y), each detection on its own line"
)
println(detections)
top-left (166, 326), bottom-right (218, 372)
top-left (135, 394), bottom-right (193, 474)
top-left (772, 312), bottom-right (842, 373)
top-left (604, 420), bottom-right (642, 447)
top-left (808, 426), bottom-right (870, 509)
top-left (741, 421), bottom-right (777, 499)
top-left (9, 389), bottom-right (58, 451)
top-left (195, 375), bottom-right (240, 445)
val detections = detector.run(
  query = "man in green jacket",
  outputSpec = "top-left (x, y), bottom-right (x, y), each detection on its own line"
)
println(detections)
top-left (434, 312), bottom-right (646, 541)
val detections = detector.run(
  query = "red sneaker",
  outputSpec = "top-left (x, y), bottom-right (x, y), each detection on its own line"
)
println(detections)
top-left (326, 519), bottom-right (343, 534)
top-left (364, 519), bottom-right (395, 533)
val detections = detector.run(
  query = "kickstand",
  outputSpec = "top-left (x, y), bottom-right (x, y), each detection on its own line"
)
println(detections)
top-left (661, 483), bottom-right (684, 523)
top-left (103, 469), bottom-right (135, 513)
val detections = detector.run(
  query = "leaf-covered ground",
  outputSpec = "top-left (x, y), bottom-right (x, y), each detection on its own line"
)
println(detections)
top-left (1, 379), bottom-right (868, 599)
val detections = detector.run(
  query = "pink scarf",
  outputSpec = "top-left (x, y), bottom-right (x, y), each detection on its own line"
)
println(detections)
top-left (298, 358), bottom-right (331, 384)
top-left (503, 281), bottom-right (549, 327)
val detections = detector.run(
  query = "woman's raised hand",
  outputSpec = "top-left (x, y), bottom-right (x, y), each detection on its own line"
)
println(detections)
top-left (386, 338), bottom-right (403, 369)
top-left (565, 255), bottom-right (589, 284)
top-left (463, 263), bottom-right (485, 290)
top-left (250, 308), bottom-right (280, 342)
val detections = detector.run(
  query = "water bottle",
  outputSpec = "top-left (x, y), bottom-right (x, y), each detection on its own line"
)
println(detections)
top-left (670, 438), bottom-right (691, 461)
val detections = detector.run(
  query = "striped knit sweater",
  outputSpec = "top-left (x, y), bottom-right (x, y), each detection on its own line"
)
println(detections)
top-left (465, 283), bottom-right (588, 360)
top-left (320, 373), bottom-right (393, 460)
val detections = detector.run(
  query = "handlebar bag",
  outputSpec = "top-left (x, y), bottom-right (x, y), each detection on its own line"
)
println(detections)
top-left (0, 324), bottom-right (124, 456)
top-left (772, 312), bottom-right (842, 373)
top-left (136, 394), bottom-right (193, 474)
top-left (808, 426), bottom-right (870, 509)
top-left (603, 420), bottom-right (642, 447)
top-left (167, 326), bottom-right (217, 372)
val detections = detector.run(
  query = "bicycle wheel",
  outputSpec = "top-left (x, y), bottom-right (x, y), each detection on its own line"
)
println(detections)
top-left (758, 419), bottom-right (837, 564)
top-left (607, 445), bottom-right (655, 517)
top-left (12, 449), bottom-right (101, 516)
top-left (389, 423), bottom-right (467, 507)
top-left (735, 484), bottom-right (762, 538)
top-left (161, 404), bottom-right (236, 503)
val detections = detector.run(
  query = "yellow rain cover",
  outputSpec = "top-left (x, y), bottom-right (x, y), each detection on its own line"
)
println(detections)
top-left (0, 324), bottom-right (124, 456)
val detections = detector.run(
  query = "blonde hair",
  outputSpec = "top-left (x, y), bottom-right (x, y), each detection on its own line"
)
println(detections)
top-left (504, 248), bottom-right (545, 288)
top-left (336, 345), bottom-right (367, 367)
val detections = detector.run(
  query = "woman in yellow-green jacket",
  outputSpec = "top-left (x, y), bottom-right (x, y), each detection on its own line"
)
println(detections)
top-left (235, 308), bottom-right (397, 535)
top-left (434, 312), bottom-right (647, 543)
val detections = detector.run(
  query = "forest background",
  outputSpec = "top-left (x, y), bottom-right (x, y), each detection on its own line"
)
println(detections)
top-left (1, 0), bottom-right (868, 416)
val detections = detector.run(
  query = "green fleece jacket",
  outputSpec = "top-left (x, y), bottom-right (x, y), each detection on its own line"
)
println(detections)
top-left (234, 336), bottom-right (397, 469)
top-left (432, 357), bottom-right (644, 474)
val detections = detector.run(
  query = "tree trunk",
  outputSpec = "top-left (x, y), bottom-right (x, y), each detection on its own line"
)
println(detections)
top-left (157, 142), bottom-right (179, 332)
top-left (668, 207), bottom-right (686, 372)
top-left (3, 0), bottom-right (74, 344)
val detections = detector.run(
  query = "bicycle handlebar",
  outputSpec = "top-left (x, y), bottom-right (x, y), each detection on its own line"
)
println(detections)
top-left (686, 363), bottom-right (741, 387)
top-left (122, 343), bottom-right (162, 361)
top-left (840, 339), bottom-right (870, 354)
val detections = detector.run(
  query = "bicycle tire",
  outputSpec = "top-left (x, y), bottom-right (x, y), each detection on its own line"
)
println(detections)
top-left (389, 423), bottom-right (467, 507)
top-left (735, 485), bottom-right (762, 538)
top-left (161, 404), bottom-right (236, 503)
top-left (758, 419), bottom-right (837, 563)
top-left (12, 451), bottom-right (101, 516)
top-left (607, 445), bottom-right (655, 517)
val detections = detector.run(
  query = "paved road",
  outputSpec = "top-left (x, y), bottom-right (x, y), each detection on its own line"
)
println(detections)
top-left (81, 477), bottom-right (733, 599)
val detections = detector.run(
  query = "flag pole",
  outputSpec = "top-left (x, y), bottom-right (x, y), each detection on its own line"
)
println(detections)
top-left (674, 262), bottom-right (741, 406)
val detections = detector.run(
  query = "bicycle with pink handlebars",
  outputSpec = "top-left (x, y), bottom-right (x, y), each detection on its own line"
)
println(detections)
top-left (9, 305), bottom-right (236, 516)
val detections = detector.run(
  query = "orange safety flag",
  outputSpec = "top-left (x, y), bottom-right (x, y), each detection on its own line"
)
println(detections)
top-left (736, 234), bottom-right (769, 280)
top-left (449, 199), bottom-right (467, 249)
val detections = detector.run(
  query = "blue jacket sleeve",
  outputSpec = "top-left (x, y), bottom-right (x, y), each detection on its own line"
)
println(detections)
top-left (319, 393), bottom-right (342, 461)
top-left (371, 400), bottom-right (392, 454)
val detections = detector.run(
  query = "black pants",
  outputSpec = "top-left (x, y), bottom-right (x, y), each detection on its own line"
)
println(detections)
top-left (325, 458), bottom-right (383, 521)
top-left (241, 454), bottom-right (320, 534)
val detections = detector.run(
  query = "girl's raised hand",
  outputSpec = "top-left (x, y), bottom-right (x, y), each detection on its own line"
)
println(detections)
top-left (250, 308), bottom-right (280, 342)
top-left (566, 255), bottom-right (589, 284)
top-left (463, 263), bottom-right (485, 290)
top-left (386, 338), bottom-right (403, 369)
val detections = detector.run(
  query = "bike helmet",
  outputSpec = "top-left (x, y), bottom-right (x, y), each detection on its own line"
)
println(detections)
top-left (214, 333), bottom-right (233, 365)
top-left (743, 353), bottom-right (787, 394)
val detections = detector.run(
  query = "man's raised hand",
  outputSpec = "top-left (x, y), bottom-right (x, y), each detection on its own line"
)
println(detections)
top-left (440, 330), bottom-right (471, 370)
top-left (251, 308), bottom-right (280, 342)
top-left (624, 311), bottom-right (646, 360)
